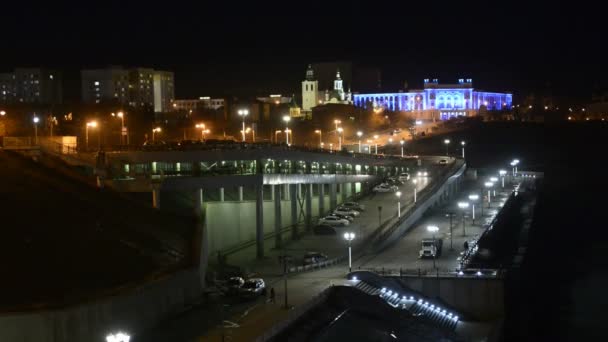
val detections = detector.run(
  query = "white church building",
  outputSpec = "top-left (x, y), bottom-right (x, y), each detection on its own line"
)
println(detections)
top-left (301, 64), bottom-right (353, 115)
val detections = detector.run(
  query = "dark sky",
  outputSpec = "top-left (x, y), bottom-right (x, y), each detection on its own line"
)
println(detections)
top-left (1, 1), bottom-right (604, 103)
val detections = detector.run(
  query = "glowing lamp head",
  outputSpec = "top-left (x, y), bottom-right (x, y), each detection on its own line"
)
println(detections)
top-left (0, 110), bottom-right (6, 116)
top-left (444, 139), bottom-right (450, 144)
top-left (490, 177), bottom-right (498, 182)
top-left (461, 141), bottom-right (465, 146)
top-left (484, 182), bottom-right (493, 188)
top-left (499, 170), bottom-right (507, 176)
top-left (373, 134), bottom-right (379, 139)
top-left (343, 232), bottom-right (355, 241)
top-left (87, 121), bottom-right (97, 127)
top-left (395, 191), bottom-right (402, 198)
top-left (33, 117), bottom-right (40, 123)
top-left (337, 127), bottom-right (343, 133)
top-left (457, 202), bottom-right (469, 209)
top-left (315, 130), bottom-right (321, 134)
top-left (468, 194), bottom-right (479, 201)
top-left (400, 140), bottom-right (404, 145)
top-left (357, 131), bottom-right (363, 137)
top-left (106, 332), bottom-right (131, 342)
top-left (238, 109), bottom-right (249, 116)
top-left (283, 115), bottom-right (291, 123)
top-left (153, 127), bottom-right (161, 133)
top-left (427, 225), bottom-right (439, 233)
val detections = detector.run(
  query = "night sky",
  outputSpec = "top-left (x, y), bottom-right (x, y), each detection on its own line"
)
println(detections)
top-left (1, 2), bottom-right (604, 103)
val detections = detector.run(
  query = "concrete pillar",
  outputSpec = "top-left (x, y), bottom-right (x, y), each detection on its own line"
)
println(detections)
top-left (351, 182), bottom-right (357, 199)
top-left (255, 184), bottom-right (264, 258)
top-left (318, 183), bottom-right (325, 216)
top-left (194, 188), bottom-right (208, 288)
top-left (339, 183), bottom-right (346, 203)
top-left (219, 187), bottom-right (225, 202)
top-left (152, 188), bottom-right (161, 209)
top-left (330, 183), bottom-right (338, 209)
top-left (238, 186), bottom-right (244, 201)
top-left (305, 183), bottom-right (313, 230)
top-left (284, 184), bottom-right (290, 200)
top-left (297, 183), bottom-right (302, 199)
top-left (270, 184), bottom-right (275, 201)
top-left (274, 185), bottom-right (282, 248)
top-left (290, 183), bottom-right (298, 239)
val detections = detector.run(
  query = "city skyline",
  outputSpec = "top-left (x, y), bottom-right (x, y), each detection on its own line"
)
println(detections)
top-left (0, 2), bottom-right (604, 104)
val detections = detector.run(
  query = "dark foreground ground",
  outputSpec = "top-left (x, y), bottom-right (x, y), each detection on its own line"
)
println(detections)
top-left (0, 151), bottom-right (193, 309)
top-left (436, 121), bottom-right (608, 341)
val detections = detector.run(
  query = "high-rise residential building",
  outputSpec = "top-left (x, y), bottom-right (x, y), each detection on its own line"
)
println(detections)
top-left (0, 68), bottom-right (62, 105)
top-left (153, 71), bottom-right (175, 113)
top-left (81, 66), bottom-right (174, 112)
top-left (81, 66), bottom-right (129, 105)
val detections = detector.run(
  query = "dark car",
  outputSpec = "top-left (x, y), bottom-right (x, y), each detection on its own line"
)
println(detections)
top-left (238, 278), bottom-right (266, 299)
top-left (313, 224), bottom-right (337, 235)
top-left (225, 276), bottom-right (245, 296)
top-left (303, 252), bottom-right (329, 265)
top-left (340, 202), bottom-right (365, 212)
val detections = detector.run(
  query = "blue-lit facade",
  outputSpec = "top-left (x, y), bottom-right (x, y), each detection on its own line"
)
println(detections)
top-left (353, 79), bottom-right (512, 120)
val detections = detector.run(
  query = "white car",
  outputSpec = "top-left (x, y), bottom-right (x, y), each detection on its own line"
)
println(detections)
top-left (334, 207), bottom-right (360, 217)
top-left (398, 173), bottom-right (410, 181)
top-left (318, 215), bottom-right (350, 226)
top-left (373, 183), bottom-right (398, 192)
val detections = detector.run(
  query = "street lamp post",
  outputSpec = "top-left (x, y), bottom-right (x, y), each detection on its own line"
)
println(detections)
top-left (511, 159), bottom-right (519, 177)
top-left (315, 130), bottom-right (322, 148)
top-left (366, 139), bottom-right (372, 154)
top-left (427, 225), bottom-right (439, 269)
top-left (444, 139), bottom-right (450, 157)
top-left (195, 123), bottom-right (206, 140)
top-left (112, 111), bottom-right (126, 145)
top-left (490, 177), bottom-right (498, 197)
top-left (344, 232), bottom-right (355, 273)
top-left (357, 131), bottom-right (363, 153)
top-left (457, 202), bottom-right (469, 236)
top-left (33, 116), bottom-right (39, 145)
top-left (283, 115), bottom-right (291, 146)
top-left (395, 191), bottom-right (402, 217)
top-left (412, 179), bottom-right (418, 203)
top-left (445, 213), bottom-right (455, 249)
top-left (461, 141), bottom-right (466, 158)
top-left (468, 194), bottom-right (479, 224)
top-left (499, 170), bottom-right (507, 188)
top-left (238, 109), bottom-right (249, 142)
top-left (334, 119), bottom-right (341, 132)
top-left (85, 121), bottom-right (97, 150)
top-left (400, 139), bottom-right (405, 157)
top-left (152, 127), bottom-right (161, 142)
top-left (484, 182), bottom-right (494, 208)
top-left (373, 135), bottom-right (379, 154)
top-left (337, 127), bottom-right (343, 151)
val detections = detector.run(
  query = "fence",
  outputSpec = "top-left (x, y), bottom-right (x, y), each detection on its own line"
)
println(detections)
top-left (356, 266), bottom-right (504, 279)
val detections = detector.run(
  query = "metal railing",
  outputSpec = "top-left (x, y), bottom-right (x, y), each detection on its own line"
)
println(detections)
top-left (356, 266), bottom-right (504, 279)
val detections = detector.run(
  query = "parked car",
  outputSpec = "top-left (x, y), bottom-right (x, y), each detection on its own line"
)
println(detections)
top-left (334, 207), bottom-right (360, 217)
top-left (225, 276), bottom-right (245, 295)
top-left (313, 224), bottom-right (337, 235)
top-left (330, 213), bottom-right (354, 222)
top-left (340, 201), bottom-right (365, 211)
top-left (398, 173), bottom-right (410, 181)
top-left (303, 252), bottom-right (329, 265)
top-left (318, 215), bottom-right (350, 226)
top-left (238, 278), bottom-right (266, 298)
top-left (373, 183), bottom-right (398, 192)
top-left (387, 178), bottom-right (404, 186)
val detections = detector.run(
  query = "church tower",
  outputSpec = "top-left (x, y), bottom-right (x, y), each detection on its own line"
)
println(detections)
top-left (334, 69), bottom-right (343, 91)
top-left (301, 64), bottom-right (319, 112)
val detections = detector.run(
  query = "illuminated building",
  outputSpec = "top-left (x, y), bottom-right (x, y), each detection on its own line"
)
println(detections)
top-left (302, 65), bottom-right (352, 115)
top-left (0, 68), bottom-right (62, 105)
top-left (353, 78), bottom-right (512, 120)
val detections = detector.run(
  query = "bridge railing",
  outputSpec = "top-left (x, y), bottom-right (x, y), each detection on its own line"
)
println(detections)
top-left (356, 266), bottom-right (505, 279)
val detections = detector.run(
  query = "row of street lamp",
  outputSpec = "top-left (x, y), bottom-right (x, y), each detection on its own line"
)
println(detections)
top-left (444, 139), bottom-right (466, 158)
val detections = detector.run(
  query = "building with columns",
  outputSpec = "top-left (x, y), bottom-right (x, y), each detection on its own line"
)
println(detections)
top-left (353, 78), bottom-right (512, 120)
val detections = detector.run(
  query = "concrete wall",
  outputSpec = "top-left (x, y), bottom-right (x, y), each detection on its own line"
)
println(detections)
top-left (0, 269), bottom-right (202, 342)
top-left (394, 276), bottom-right (504, 320)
